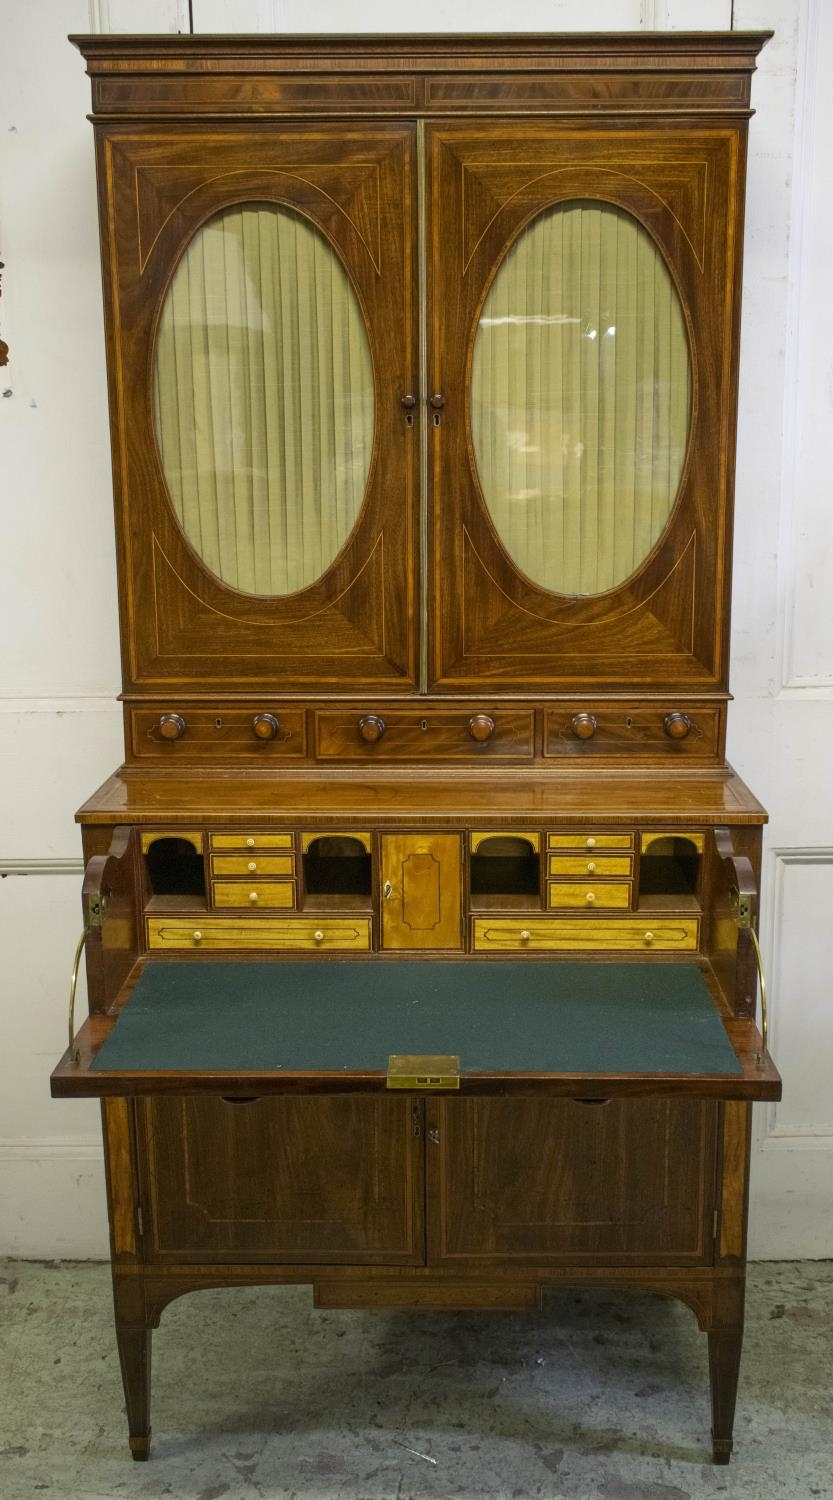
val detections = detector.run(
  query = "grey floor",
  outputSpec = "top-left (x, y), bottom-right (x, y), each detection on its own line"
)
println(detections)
top-left (0, 1260), bottom-right (830, 1500)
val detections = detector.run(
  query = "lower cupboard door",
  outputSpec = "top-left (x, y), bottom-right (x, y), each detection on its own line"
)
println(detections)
top-left (430, 1097), bottom-right (717, 1266)
top-left (139, 1095), bottom-right (425, 1264)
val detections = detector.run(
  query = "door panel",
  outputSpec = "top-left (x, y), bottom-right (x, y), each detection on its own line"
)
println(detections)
top-left (140, 1095), bottom-right (424, 1263)
top-left (381, 834), bottom-right (462, 950)
top-left (100, 122), bottom-right (418, 691)
top-left (430, 1096), bottom-right (716, 1265)
top-left (427, 123), bottom-right (744, 692)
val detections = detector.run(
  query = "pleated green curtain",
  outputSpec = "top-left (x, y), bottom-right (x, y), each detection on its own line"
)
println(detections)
top-left (153, 204), bottom-right (373, 597)
top-left (471, 202), bottom-right (691, 597)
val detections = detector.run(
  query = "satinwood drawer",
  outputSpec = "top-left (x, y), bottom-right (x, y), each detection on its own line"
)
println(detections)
top-left (547, 833), bottom-right (634, 851)
top-left (211, 834), bottom-right (293, 851)
top-left (473, 918), bottom-right (699, 952)
top-left (546, 883), bottom-right (632, 910)
top-left (212, 882), bottom-right (295, 910)
top-left (147, 917), bottom-right (370, 951)
top-left (548, 855), bottom-right (633, 877)
top-left (211, 856), bottom-right (294, 877)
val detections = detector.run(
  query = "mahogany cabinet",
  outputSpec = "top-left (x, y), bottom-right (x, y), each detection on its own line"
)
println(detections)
top-left (52, 31), bottom-right (780, 1464)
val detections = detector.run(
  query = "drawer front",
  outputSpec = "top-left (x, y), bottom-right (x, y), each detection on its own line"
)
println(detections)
top-left (547, 833), bottom-right (634, 851)
top-left (211, 855), bottom-right (294, 877)
top-left (546, 882), bottom-right (632, 910)
top-left (210, 834), bottom-right (293, 851)
top-left (473, 918), bottom-right (699, 952)
top-left (212, 881), bottom-right (295, 910)
top-left (315, 710), bottom-right (534, 760)
top-left (147, 917), bottom-right (371, 951)
top-left (548, 855), bottom-right (633, 877)
top-left (131, 708), bottom-right (307, 759)
top-left (544, 706), bottom-right (721, 759)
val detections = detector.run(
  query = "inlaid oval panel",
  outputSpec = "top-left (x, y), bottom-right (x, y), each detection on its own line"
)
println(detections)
top-left (153, 203), bottom-right (374, 597)
top-left (471, 201), bottom-right (691, 597)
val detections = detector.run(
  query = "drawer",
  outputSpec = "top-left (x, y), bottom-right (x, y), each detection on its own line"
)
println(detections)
top-left (544, 706), bottom-right (721, 759)
top-left (315, 710), bottom-right (534, 760)
top-left (212, 882), bottom-right (295, 910)
top-left (548, 855), bottom-right (633, 877)
top-left (546, 882), bottom-right (632, 910)
top-left (211, 834), bottom-right (293, 851)
top-left (147, 917), bottom-right (371, 951)
top-left (547, 833), bottom-right (634, 851)
top-left (130, 708), bottom-right (307, 760)
top-left (211, 855), bottom-right (294, 877)
top-left (472, 918), bottom-right (699, 952)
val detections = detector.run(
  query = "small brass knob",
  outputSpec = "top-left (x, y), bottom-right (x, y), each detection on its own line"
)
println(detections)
top-left (246, 838), bottom-right (255, 848)
top-left (253, 713), bottom-right (279, 741)
top-left (664, 711), bottom-right (692, 741)
top-left (572, 712), bottom-right (597, 741)
top-left (586, 837), bottom-right (597, 850)
top-left (587, 861), bottom-right (596, 873)
top-left (249, 891), bottom-right (258, 904)
top-left (193, 930), bottom-right (203, 944)
top-left (644, 931), bottom-right (655, 946)
top-left (358, 714), bottom-right (386, 744)
top-left (586, 892), bottom-right (596, 904)
top-left (158, 713), bottom-right (186, 741)
top-left (468, 713), bottom-right (496, 743)
top-left (520, 929), bottom-right (532, 942)
top-left (313, 930), bottom-right (325, 944)
top-left (247, 861), bottom-right (257, 872)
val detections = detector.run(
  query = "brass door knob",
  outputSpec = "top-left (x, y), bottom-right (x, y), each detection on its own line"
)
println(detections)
top-left (158, 713), bottom-right (186, 741)
top-left (358, 714), bottom-right (386, 743)
top-left (572, 712), bottom-right (597, 740)
top-left (253, 713), bottom-right (279, 741)
top-left (664, 711), bottom-right (692, 741)
top-left (468, 713), bottom-right (495, 743)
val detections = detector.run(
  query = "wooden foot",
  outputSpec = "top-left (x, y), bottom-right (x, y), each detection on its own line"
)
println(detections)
top-left (116, 1323), bottom-right (153, 1461)
top-left (708, 1326), bottom-right (743, 1465)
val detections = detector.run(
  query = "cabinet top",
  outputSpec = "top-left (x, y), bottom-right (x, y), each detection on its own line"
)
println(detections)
top-left (70, 31), bottom-right (771, 120)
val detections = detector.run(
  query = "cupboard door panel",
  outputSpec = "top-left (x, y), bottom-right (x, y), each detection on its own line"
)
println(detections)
top-left (381, 834), bottom-right (463, 950)
top-left (431, 1097), bottom-right (716, 1265)
top-left (141, 1095), bottom-right (424, 1263)
top-left (427, 123), bottom-right (744, 693)
top-left (100, 123), bottom-right (418, 692)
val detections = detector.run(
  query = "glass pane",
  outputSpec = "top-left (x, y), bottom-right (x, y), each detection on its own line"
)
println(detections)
top-left (471, 202), bottom-right (691, 597)
top-left (153, 204), bottom-right (374, 597)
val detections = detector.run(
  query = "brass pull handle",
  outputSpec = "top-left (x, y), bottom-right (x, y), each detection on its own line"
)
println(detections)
top-left (587, 861), bottom-right (596, 873)
top-left (249, 891), bottom-right (259, 904)
top-left (67, 928), bottom-right (89, 1065)
top-left (747, 925), bottom-right (769, 1069)
top-left (193, 929), bottom-right (203, 944)
top-left (643, 930), bottom-right (655, 946)
top-left (247, 861), bottom-right (257, 872)
top-left (246, 838), bottom-right (256, 848)
top-left (585, 892), bottom-right (595, 904)
top-left (586, 837), bottom-right (596, 850)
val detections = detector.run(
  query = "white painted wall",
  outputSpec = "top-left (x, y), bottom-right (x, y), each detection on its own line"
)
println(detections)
top-left (0, 0), bottom-right (829, 1258)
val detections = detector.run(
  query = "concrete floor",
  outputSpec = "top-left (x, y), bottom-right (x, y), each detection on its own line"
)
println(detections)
top-left (0, 1260), bottom-right (830, 1500)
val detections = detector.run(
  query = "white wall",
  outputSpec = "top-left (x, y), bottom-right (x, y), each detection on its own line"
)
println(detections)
top-left (0, 0), bottom-right (829, 1258)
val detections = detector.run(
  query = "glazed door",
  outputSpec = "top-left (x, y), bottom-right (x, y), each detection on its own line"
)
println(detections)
top-left (428, 1097), bottom-right (717, 1266)
top-left (99, 122), bottom-right (417, 692)
top-left (139, 1095), bottom-right (425, 1264)
top-left (427, 123), bottom-right (745, 693)
top-left (380, 833), bottom-right (463, 950)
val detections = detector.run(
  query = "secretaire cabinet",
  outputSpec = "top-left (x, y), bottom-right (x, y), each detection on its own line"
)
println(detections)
top-left (53, 31), bottom-right (780, 1464)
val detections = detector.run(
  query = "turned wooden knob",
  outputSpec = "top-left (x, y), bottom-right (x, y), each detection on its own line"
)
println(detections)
top-left (158, 713), bottom-right (186, 741)
top-left (572, 712), bottom-right (597, 741)
top-left (468, 713), bottom-right (495, 743)
top-left (249, 891), bottom-right (259, 904)
top-left (664, 711), bottom-right (692, 741)
top-left (252, 713), bottom-right (279, 741)
top-left (358, 714), bottom-right (386, 743)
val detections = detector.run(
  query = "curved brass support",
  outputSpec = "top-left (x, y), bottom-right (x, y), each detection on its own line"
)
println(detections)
top-left (745, 924), bottom-right (769, 1070)
top-left (68, 928), bottom-right (89, 1065)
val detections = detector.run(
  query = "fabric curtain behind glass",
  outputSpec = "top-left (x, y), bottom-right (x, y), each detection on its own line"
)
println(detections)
top-left (471, 201), bottom-right (691, 597)
top-left (153, 203), bottom-right (373, 597)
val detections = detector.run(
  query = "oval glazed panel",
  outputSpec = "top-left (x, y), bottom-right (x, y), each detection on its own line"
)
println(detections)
top-left (470, 201), bottom-right (691, 597)
top-left (153, 203), bottom-right (374, 597)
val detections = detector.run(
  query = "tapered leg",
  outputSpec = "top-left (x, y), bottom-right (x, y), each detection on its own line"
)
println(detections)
top-left (708, 1326), bottom-right (743, 1464)
top-left (115, 1321), bottom-right (152, 1460)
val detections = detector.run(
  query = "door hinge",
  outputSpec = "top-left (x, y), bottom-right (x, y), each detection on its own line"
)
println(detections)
top-left (412, 1103), bottom-right (421, 1137)
top-left (136, 1203), bottom-right (144, 1239)
top-left (713, 1208), bottom-right (719, 1241)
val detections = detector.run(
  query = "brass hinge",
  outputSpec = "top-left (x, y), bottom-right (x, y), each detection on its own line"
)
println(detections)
top-left (136, 1203), bottom-right (144, 1239)
top-left (713, 1208), bottom-right (719, 1241)
top-left (387, 1055), bottom-right (460, 1090)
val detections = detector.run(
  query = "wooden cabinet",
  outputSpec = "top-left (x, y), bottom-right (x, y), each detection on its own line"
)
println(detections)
top-left (53, 30), bottom-right (779, 1467)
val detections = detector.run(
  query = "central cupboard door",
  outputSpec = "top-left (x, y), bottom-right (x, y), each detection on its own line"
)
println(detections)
top-left (426, 124), bottom-right (743, 692)
top-left (381, 834), bottom-right (463, 950)
top-left (102, 123), bottom-right (418, 691)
